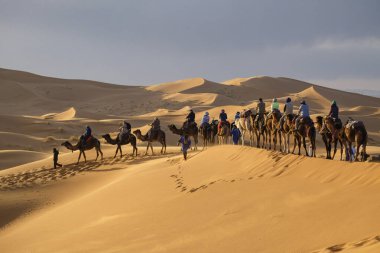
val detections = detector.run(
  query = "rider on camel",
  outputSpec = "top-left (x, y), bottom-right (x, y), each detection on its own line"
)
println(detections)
top-left (148, 117), bottom-right (160, 139)
top-left (235, 111), bottom-right (241, 121)
top-left (295, 100), bottom-right (310, 132)
top-left (184, 109), bottom-right (195, 130)
top-left (218, 109), bottom-right (228, 133)
top-left (81, 125), bottom-right (92, 145)
top-left (118, 120), bottom-right (131, 142)
top-left (200, 112), bottom-right (210, 129)
top-left (255, 98), bottom-right (266, 126)
top-left (279, 97), bottom-right (293, 130)
top-left (320, 100), bottom-right (340, 134)
top-left (267, 98), bottom-right (280, 121)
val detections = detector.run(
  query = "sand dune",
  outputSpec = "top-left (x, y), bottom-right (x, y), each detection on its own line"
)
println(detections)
top-left (1, 146), bottom-right (380, 253)
top-left (0, 68), bottom-right (380, 253)
top-left (40, 107), bottom-right (76, 121)
top-left (0, 150), bottom-right (48, 170)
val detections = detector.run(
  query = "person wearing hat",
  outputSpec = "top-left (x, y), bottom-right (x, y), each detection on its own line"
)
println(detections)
top-left (279, 97), bottom-right (293, 130)
top-left (200, 111), bottom-right (210, 129)
top-left (295, 100), bottom-right (309, 132)
top-left (118, 120), bottom-right (131, 142)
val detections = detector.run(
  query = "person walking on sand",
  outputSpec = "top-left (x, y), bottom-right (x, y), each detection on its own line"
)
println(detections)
top-left (53, 148), bottom-right (62, 169)
top-left (178, 135), bottom-right (191, 160)
top-left (231, 124), bottom-right (241, 145)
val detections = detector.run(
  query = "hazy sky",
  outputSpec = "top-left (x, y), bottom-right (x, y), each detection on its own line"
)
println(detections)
top-left (1, 0), bottom-right (379, 90)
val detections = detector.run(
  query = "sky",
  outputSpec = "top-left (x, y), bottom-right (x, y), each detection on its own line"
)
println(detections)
top-left (0, 0), bottom-right (379, 90)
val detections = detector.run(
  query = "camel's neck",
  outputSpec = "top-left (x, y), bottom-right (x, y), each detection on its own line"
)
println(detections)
top-left (136, 133), bottom-right (148, 141)
top-left (105, 136), bottom-right (118, 145)
top-left (171, 127), bottom-right (182, 135)
top-left (67, 142), bottom-right (79, 151)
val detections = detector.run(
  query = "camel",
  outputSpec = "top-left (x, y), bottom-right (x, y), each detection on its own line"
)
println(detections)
top-left (315, 116), bottom-right (344, 160)
top-left (288, 115), bottom-right (316, 157)
top-left (199, 123), bottom-right (211, 149)
top-left (210, 120), bottom-right (218, 144)
top-left (235, 111), bottom-right (254, 146)
top-left (344, 119), bottom-right (369, 161)
top-left (253, 114), bottom-right (267, 149)
top-left (265, 110), bottom-right (282, 151)
top-left (61, 137), bottom-right (103, 164)
top-left (168, 124), bottom-right (198, 150)
top-left (102, 133), bottom-right (138, 158)
top-left (133, 129), bottom-right (166, 155)
top-left (279, 114), bottom-right (294, 153)
top-left (218, 122), bottom-right (230, 145)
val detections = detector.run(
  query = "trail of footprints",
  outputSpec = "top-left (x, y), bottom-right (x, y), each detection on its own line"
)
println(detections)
top-left (311, 235), bottom-right (380, 252)
top-left (0, 153), bottom-right (175, 191)
top-left (170, 153), bottom-right (292, 194)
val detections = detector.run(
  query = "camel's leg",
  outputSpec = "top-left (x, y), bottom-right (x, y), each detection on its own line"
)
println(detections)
top-left (355, 140), bottom-right (361, 162)
top-left (114, 145), bottom-right (119, 158)
top-left (119, 145), bottom-right (123, 158)
top-left (273, 130), bottom-right (277, 151)
top-left (278, 131), bottom-right (282, 152)
top-left (362, 143), bottom-right (367, 161)
top-left (332, 139), bottom-right (338, 160)
top-left (292, 135), bottom-right (297, 154)
top-left (257, 134), bottom-right (260, 148)
top-left (287, 134), bottom-right (290, 153)
top-left (150, 142), bottom-right (154, 155)
top-left (303, 137), bottom-right (309, 156)
top-left (77, 151), bottom-right (82, 164)
top-left (95, 149), bottom-right (99, 161)
top-left (145, 144), bottom-right (149, 155)
top-left (339, 139), bottom-right (343, 161)
top-left (83, 151), bottom-right (87, 162)
top-left (99, 147), bottom-right (103, 160)
top-left (134, 145), bottom-right (138, 156)
top-left (160, 140), bottom-right (165, 154)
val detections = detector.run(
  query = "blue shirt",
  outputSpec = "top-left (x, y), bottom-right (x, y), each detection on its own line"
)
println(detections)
top-left (179, 136), bottom-right (191, 152)
top-left (231, 128), bottom-right (240, 144)
top-left (299, 104), bottom-right (310, 117)
top-left (219, 112), bottom-right (228, 122)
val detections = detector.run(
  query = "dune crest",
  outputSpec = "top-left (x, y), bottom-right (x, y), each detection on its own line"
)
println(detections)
top-left (41, 107), bottom-right (76, 121)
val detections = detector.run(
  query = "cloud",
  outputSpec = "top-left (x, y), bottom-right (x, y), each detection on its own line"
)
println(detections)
top-left (312, 37), bottom-right (380, 51)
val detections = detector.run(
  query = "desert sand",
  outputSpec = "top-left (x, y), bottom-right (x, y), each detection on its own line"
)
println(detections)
top-left (1, 68), bottom-right (380, 252)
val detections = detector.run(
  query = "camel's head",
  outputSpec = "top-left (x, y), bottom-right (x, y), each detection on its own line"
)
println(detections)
top-left (133, 129), bottom-right (141, 135)
top-left (168, 124), bottom-right (176, 130)
top-left (315, 116), bottom-right (323, 129)
top-left (61, 141), bottom-right (73, 152)
top-left (102, 134), bottom-right (110, 139)
top-left (61, 141), bottom-right (69, 147)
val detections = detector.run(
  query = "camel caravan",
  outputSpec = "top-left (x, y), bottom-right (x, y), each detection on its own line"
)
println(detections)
top-left (60, 98), bottom-right (369, 164)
